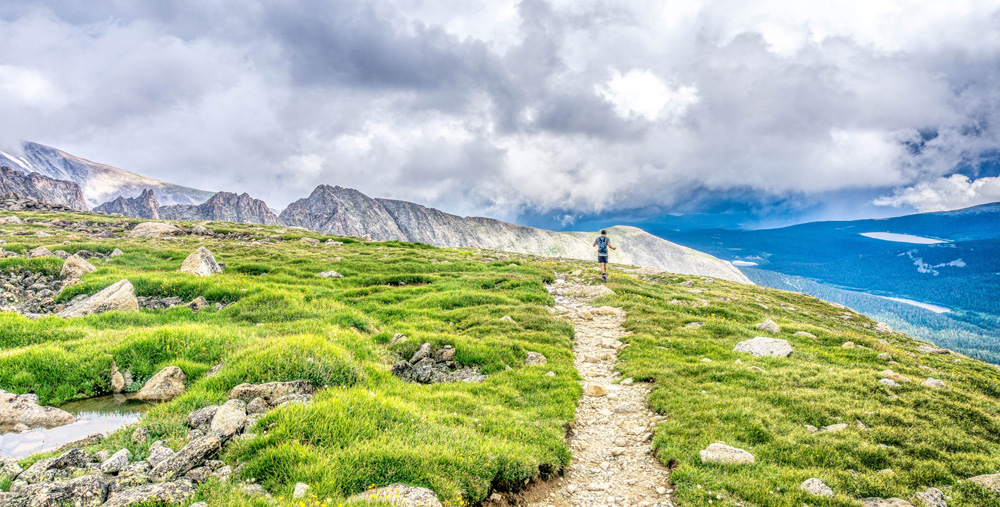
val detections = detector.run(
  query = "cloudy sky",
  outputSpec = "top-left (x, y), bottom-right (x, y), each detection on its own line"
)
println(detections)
top-left (2, 0), bottom-right (1000, 228)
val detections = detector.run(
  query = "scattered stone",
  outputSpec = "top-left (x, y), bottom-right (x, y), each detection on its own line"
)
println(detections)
top-left (699, 443), bottom-right (755, 465)
top-left (684, 321), bottom-right (704, 329)
top-left (0, 388), bottom-right (75, 431)
top-left (880, 370), bottom-right (911, 383)
top-left (110, 248), bottom-right (124, 258)
top-left (204, 363), bottom-right (223, 377)
top-left (294, 482), bottom-right (311, 499)
top-left (874, 322), bottom-right (894, 334)
top-left (804, 424), bottom-right (818, 433)
top-left (101, 449), bottom-right (134, 474)
top-left (188, 296), bottom-right (209, 311)
top-left (793, 331), bottom-right (817, 338)
top-left (300, 237), bottom-right (320, 246)
top-left (913, 487), bottom-right (947, 507)
top-left (128, 222), bottom-right (184, 238)
top-left (923, 378), bottom-right (946, 389)
top-left (57, 279), bottom-right (140, 318)
top-left (187, 405), bottom-right (220, 431)
top-left (501, 315), bottom-right (515, 323)
top-left (800, 478), bottom-right (834, 497)
top-left (60, 254), bottom-right (97, 279)
top-left (755, 319), bottom-right (780, 334)
top-left (525, 351), bottom-right (548, 366)
top-left (878, 353), bottom-right (892, 361)
top-left (733, 337), bottom-right (794, 357)
top-left (818, 423), bottom-right (848, 433)
top-left (880, 378), bottom-right (901, 387)
top-left (585, 384), bottom-right (609, 397)
top-left (842, 341), bottom-right (856, 349)
top-left (612, 402), bottom-right (638, 414)
top-left (135, 366), bottom-right (187, 402)
top-left (917, 346), bottom-right (950, 354)
top-left (545, 371), bottom-right (556, 377)
top-left (26, 246), bottom-right (55, 258)
top-left (348, 483), bottom-right (443, 507)
top-left (179, 247), bottom-right (223, 277)
top-left (317, 271), bottom-right (343, 278)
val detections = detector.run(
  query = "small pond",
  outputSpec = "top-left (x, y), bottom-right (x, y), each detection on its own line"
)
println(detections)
top-left (0, 395), bottom-right (150, 459)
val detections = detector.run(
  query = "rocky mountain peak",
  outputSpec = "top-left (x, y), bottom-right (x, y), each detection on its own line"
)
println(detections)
top-left (93, 188), bottom-right (161, 219)
top-left (0, 166), bottom-right (88, 211)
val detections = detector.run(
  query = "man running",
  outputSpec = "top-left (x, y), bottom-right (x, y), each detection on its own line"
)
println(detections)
top-left (593, 230), bottom-right (616, 281)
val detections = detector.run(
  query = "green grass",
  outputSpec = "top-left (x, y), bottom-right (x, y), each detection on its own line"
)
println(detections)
top-left (3, 211), bottom-right (1000, 506)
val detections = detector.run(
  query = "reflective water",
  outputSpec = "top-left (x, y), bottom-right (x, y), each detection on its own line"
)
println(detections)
top-left (0, 395), bottom-right (150, 459)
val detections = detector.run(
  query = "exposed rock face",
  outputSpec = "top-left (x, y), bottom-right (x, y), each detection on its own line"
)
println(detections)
top-left (0, 389), bottom-right (75, 431)
top-left (733, 337), bottom-right (795, 357)
top-left (160, 191), bottom-right (280, 225)
top-left (0, 141), bottom-right (213, 208)
top-left (128, 222), bottom-right (183, 238)
top-left (279, 185), bottom-right (752, 283)
top-left (699, 443), bottom-right (755, 465)
top-left (179, 247), bottom-right (223, 277)
top-left (57, 279), bottom-right (140, 318)
top-left (135, 366), bottom-right (187, 402)
top-left (60, 254), bottom-right (97, 279)
top-left (348, 483), bottom-right (444, 507)
top-left (0, 165), bottom-right (88, 210)
top-left (94, 189), bottom-right (161, 219)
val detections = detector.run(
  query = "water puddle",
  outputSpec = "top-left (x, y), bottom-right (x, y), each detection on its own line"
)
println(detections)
top-left (0, 395), bottom-right (150, 459)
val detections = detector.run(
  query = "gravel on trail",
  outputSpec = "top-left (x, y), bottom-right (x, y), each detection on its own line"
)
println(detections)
top-left (503, 276), bottom-right (674, 507)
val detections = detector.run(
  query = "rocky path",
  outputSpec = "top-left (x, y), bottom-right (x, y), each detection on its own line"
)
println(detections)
top-left (515, 277), bottom-right (674, 507)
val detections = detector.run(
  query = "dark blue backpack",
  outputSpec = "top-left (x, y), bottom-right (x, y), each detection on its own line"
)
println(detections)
top-left (596, 236), bottom-right (609, 254)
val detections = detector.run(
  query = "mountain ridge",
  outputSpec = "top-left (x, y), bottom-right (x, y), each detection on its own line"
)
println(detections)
top-left (0, 165), bottom-right (88, 211)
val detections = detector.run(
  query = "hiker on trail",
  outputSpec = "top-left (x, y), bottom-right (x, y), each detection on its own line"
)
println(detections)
top-left (593, 230), bottom-right (616, 281)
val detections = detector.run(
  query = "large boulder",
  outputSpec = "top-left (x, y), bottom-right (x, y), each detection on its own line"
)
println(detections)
top-left (128, 222), bottom-right (183, 238)
top-left (0, 389), bottom-right (75, 431)
top-left (179, 247), bottom-right (223, 277)
top-left (57, 279), bottom-right (139, 318)
top-left (5, 474), bottom-right (109, 507)
top-left (699, 443), bottom-right (755, 465)
top-left (229, 381), bottom-right (316, 404)
top-left (733, 337), bottom-right (794, 358)
top-left (348, 483), bottom-right (444, 507)
top-left (135, 366), bottom-right (187, 402)
top-left (0, 456), bottom-right (23, 480)
top-left (149, 435), bottom-right (222, 482)
top-left (60, 254), bottom-right (97, 279)
top-left (103, 479), bottom-right (197, 507)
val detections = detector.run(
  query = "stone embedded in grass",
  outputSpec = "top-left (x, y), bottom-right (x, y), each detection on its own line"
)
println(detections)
top-left (913, 487), bottom-right (947, 507)
top-left (733, 337), bottom-right (794, 358)
top-left (179, 247), bottom-right (223, 277)
top-left (501, 315), bottom-right (515, 323)
top-left (135, 366), bottom-right (187, 402)
top-left (917, 346), bottom-right (950, 355)
top-left (300, 237), bottom-right (320, 246)
top-left (755, 319), bottom-right (780, 334)
top-left (800, 478), bottom-right (833, 497)
top-left (60, 254), bottom-right (96, 279)
top-left (128, 222), bottom-right (183, 238)
top-left (923, 378), bottom-right (946, 389)
top-left (818, 423), bottom-right (848, 434)
top-left (874, 322), bottom-right (894, 334)
top-left (879, 378), bottom-right (901, 388)
top-left (27, 246), bottom-right (55, 258)
top-left (0, 388), bottom-right (75, 431)
top-left (110, 248), bottom-right (124, 257)
top-left (188, 296), bottom-right (209, 311)
top-left (410, 343), bottom-right (433, 364)
top-left (229, 380), bottom-right (317, 405)
top-left (0, 215), bottom-right (22, 224)
top-left (348, 483), bottom-right (443, 507)
top-left (699, 443), bottom-right (755, 465)
top-left (525, 351), bottom-right (548, 366)
top-left (860, 498), bottom-right (915, 507)
top-left (150, 434), bottom-right (222, 482)
top-left (793, 331), bottom-right (817, 338)
top-left (969, 473), bottom-right (1000, 493)
top-left (842, 341), bottom-right (856, 349)
top-left (317, 271), bottom-right (343, 278)
top-left (103, 478), bottom-right (197, 507)
top-left (294, 482), bottom-right (310, 499)
top-left (878, 352), bottom-right (892, 361)
top-left (57, 279), bottom-right (140, 318)
top-left (880, 370), bottom-right (911, 383)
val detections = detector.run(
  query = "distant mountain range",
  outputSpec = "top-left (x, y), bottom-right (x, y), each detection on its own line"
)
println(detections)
top-left (0, 142), bottom-right (750, 283)
top-left (664, 205), bottom-right (1000, 362)
top-left (0, 142), bottom-right (214, 208)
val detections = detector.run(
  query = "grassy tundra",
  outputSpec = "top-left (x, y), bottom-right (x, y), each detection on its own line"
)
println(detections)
top-left (1, 210), bottom-right (1000, 506)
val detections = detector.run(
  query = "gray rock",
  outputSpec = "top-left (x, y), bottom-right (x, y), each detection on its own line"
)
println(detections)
top-left (800, 478), bottom-right (833, 497)
top-left (433, 346), bottom-right (456, 362)
top-left (110, 248), bottom-right (124, 258)
top-left (188, 296), bottom-right (209, 311)
top-left (755, 319), bottom-right (780, 334)
top-left (26, 246), bottom-right (55, 259)
top-left (131, 426), bottom-right (150, 444)
top-left (146, 446), bottom-right (175, 467)
top-left (317, 271), bottom-right (343, 278)
top-left (60, 254), bottom-right (96, 279)
top-left (348, 483), bottom-right (444, 507)
top-left (229, 380), bottom-right (317, 404)
top-left (57, 279), bottom-right (139, 318)
top-left (923, 378), bottom-right (946, 389)
top-left (917, 346), bottom-right (950, 354)
top-left (210, 399), bottom-right (247, 438)
top-left (6, 474), bottom-right (108, 507)
top-left (969, 473), bottom-right (1000, 493)
top-left (525, 351), bottom-right (548, 366)
top-left (410, 343), bottom-right (433, 364)
top-left (103, 478), bottom-right (197, 506)
top-left (111, 360), bottom-right (126, 394)
top-left (880, 378), bottom-right (901, 387)
top-left (179, 247), bottom-right (223, 277)
top-left (0, 456), bottom-right (23, 480)
top-left (101, 448), bottom-right (133, 474)
top-left (272, 394), bottom-right (313, 408)
top-left (699, 443), bottom-right (755, 465)
top-left (913, 487), bottom-right (947, 507)
top-left (733, 337), bottom-right (794, 357)
top-left (187, 405), bottom-right (219, 431)
top-left (294, 482), bottom-right (311, 499)
top-left (128, 222), bottom-right (183, 238)
top-left (861, 499), bottom-right (915, 507)
top-left (111, 461), bottom-right (152, 492)
top-left (0, 388), bottom-right (75, 432)
top-left (793, 331), bottom-right (817, 338)
top-left (183, 466), bottom-right (213, 483)
top-left (818, 423), bottom-right (848, 434)
top-left (149, 434), bottom-right (222, 482)
top-left (878, 352), bottom-right (892, 361)
top-left (246, 397), bottom-right (268, 415)
top-left (135, 366), bottom-right (187, 402)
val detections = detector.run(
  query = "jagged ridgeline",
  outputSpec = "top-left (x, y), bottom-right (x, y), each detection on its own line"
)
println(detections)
top-left (1, 206), bottom-right (1000, 507)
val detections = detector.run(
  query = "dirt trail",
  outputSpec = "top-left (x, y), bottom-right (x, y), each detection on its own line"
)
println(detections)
top-left (510, 277), bottom-right (674, 507)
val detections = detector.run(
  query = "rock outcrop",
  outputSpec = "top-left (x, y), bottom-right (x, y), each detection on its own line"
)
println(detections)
top-left (0, 389), bottom-right (75, 431)
top-left (94, 189), bottom-right (161, 219)
top-left (279, 185), bottom-right (752, 283)
top-left (160, 191), bottom-right (280, 225)
top-left (57, 279), bottom-right (140, 318)
top-left (0, 166), bottom-right (88, 210)
top-left (179, 247), bottom-right (223, 277)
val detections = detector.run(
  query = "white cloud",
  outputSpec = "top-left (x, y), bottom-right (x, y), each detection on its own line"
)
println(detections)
top-left (596, 68), bottom-right (698, 122)
top-left (874, 174), bottom-right (1000, 212)
top-left (0, 65), bottom-right (65, 109)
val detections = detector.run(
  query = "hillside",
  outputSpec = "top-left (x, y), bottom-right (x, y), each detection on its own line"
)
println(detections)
top-left (0, 142), bottom-right (215, 208)
top-left (281, 185), bottom-right (751, 284)
top-left (1, 207), bottom-right (999, 506)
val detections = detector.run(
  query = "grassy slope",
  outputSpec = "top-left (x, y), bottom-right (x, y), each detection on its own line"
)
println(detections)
top-left (2, 211), bottom-right (1000, 506)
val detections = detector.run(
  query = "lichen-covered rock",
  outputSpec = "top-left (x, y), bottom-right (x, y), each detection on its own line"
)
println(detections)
top-left (913, 487), bottom-right (947, 507)
top-left (733, 337), bottom-right (794, 357)
top-left (699, 443), bottom-right (755, 465)
top-left (800, 478), bottom-right (834, 497)
top-left (348, 483), bottom-right (444, 507)
top-left (60, 254), bottom-right (96, 279)
top-left (229, 381), bottom-right (317, 404)
top-left (128, 222), bottom-right (183, 238)
top-left (179, 247), bottom-right (223, 277)
top-left (146, 445), bottom-right (175, 468)
top-left (0, 456), bottom-right (23, 480)
top-left (135, 366), bottom-right (187, 402)
top-left (6, 474), bottom-right (109, 507)
top-left (101, 448), bottom-right (133, 474)
top-left (969, 473), bottom-right (1000, 493)
top-left (187, 405), bottom-right (219, 430)
top-left (525, 351), bottom-right (548, 366)
top-left (210, 399), bottom-right (247, 439)
top-left (0, 388), bottom-right (75, 432)
top-left (246, 397), bottom-right (268, 415)
top-left (149, 435), bottom-right (222, 482)
top-left (103, 478), bottom-right (197, 506)
top-left (57, 279), bottom-right (139, 318)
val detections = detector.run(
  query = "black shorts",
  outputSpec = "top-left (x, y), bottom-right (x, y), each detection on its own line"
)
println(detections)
top-left (598, 254), bottom-right (608, 263)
